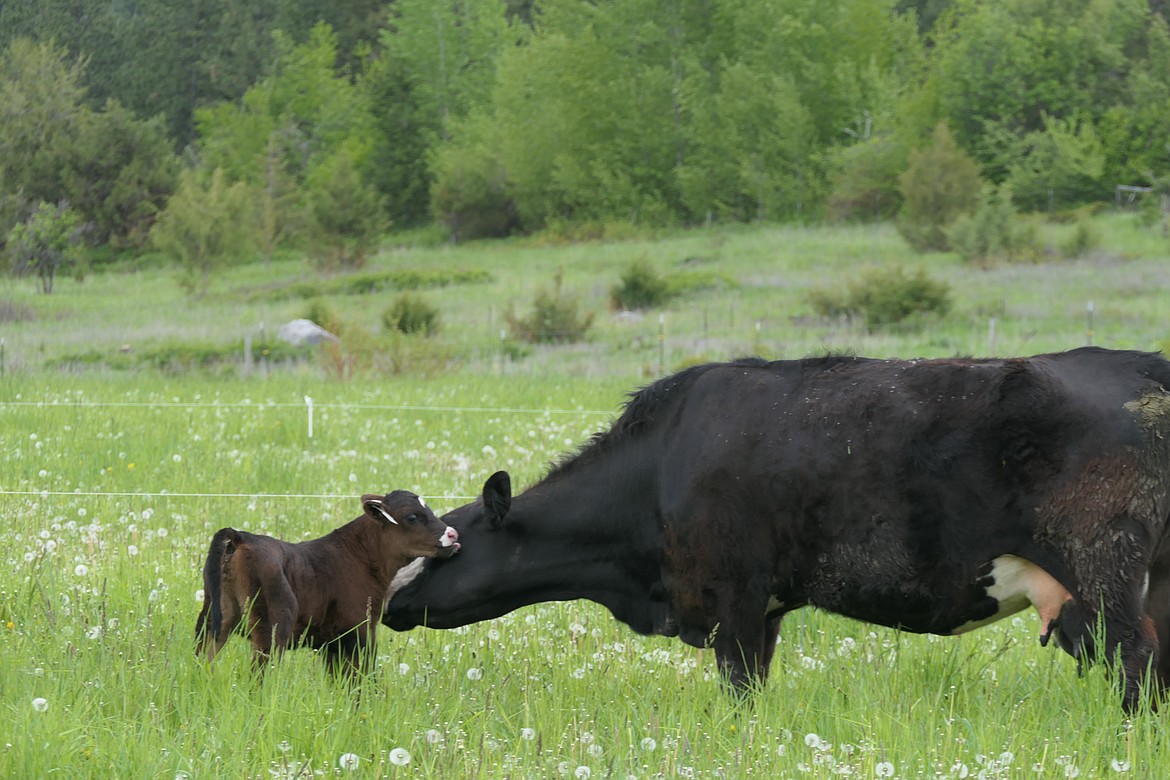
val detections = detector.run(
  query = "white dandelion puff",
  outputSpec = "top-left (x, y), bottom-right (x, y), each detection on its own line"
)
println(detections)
top-left (388, 747), bottom-right (410, 766)
top-left (876, 761), bottom-right (895, 777)
top-left (466, 667), bottom-right (483, 680)
top-left (337, 752), bottom-right (360, 770)
top-left (640, 737), bottom-right (657, 751)
top-left (521, 728), bottom-right (536, 741)
top-left (1111, 759), bottom-right (1131, 772)
top-left (574, 767), bottom-right (591, 779)
top-left (31, 697), bottom-right (48, 712)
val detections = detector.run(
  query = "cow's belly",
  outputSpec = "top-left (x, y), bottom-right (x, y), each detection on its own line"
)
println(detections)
top-left (801, 554), bottom-right (1073, 638)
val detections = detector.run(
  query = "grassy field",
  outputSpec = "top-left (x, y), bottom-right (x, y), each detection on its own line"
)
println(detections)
top-left (3, 216), bottom-right (1170, 777)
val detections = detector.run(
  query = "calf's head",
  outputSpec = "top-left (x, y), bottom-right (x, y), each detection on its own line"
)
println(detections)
top-left (361, 490), bottom-right (460, 559)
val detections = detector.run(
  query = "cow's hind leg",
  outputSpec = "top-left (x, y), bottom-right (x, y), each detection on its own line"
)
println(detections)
top-left (248, 571), bottom-right (297, 670)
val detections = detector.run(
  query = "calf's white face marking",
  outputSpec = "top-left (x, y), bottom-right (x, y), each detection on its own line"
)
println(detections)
top-left (951, 554), bottom-right (1073, 637)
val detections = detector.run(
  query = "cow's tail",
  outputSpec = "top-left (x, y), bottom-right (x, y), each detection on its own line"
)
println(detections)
top-left (194, 528), bottom-right (241, 653)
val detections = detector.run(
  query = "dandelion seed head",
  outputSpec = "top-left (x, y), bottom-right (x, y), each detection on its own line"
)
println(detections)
top-left (1111, 759), bottom-right (1131, 772)
top-left (388, 747), bottom-right (410, 766)
top-left (425, 729), bottom-right (441, 744)
top-left (74, 564), bottom-right (88, 576)
top-left (640, 737), bottom-right (657, 751)
top-left (337, 752), bottom-right (360, 770)
top-left (521, 728), bottom-right (536, 741)
top-left (876, 761), bottom-right (895, 777)
top-left (31, 697), bottom-right (48, 712)
top-left (466, 667), bottom-right (482, 681)
top-left (574, 767), bottom-right (591, 779)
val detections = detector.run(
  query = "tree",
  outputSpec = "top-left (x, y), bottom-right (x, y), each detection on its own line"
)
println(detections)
top-left (304, 151), bottom-right (387, 270)
top-left (5, 201), bottom-right (86, 294)
top-left (1005, 114), bottom-right (1106, 212)
top-left (150, 168), bottom-right (255, 295)
top-left (896, 123), bottom-right (983, 252)
top-left (62, 100), bottom-right (179, 248)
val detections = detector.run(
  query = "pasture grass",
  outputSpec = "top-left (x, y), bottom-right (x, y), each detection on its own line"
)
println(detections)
top-left (3, 215), bottom-right (1170, 776)
top-left (2, 373), bottom-right (1169, 778)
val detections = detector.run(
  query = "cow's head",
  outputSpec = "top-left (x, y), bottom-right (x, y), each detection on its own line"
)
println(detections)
top-left (383, 471), bottom-right (514, 630)
top-left (362, 490), bottom-right (460, 559)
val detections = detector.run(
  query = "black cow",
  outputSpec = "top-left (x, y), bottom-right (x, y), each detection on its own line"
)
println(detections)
top-left (386, 348), bottom-right (1170, 709)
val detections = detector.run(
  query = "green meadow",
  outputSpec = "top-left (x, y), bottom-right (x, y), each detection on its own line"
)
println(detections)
top-left (3, 216), bottom-right (1170, 777)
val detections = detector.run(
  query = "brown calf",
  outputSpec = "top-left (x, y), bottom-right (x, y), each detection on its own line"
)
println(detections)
top-left (194, 490), bottom-right (458, 673)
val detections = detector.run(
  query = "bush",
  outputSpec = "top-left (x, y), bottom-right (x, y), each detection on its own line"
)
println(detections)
top-left (5, 200), bottom-right (86, 293)
top-left (430, 136), bottom-right (519, 242)
top-left (896, 123), bottom-right (983, 252)
top-left (150, 168), bottom-right (255, 296)
top-left (506, 271), bottom-right (594, 343)
top-left (826, 132), bottom-right (908, 222)
top-left (382, 293), bottom-right (439, 335)
top-left (610, 260), bottom-right (670, 310)
top-left (1060, 219), bottom-right (1101, 259)
top-left (809, 266), bottom-right (951, 329)
top-left (946, 185), bottom-right (1039, 265)
top-left (304, 151), bottom-right (387, 270)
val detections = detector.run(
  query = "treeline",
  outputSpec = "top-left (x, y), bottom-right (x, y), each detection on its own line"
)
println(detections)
top-left (3, 0), bottom-right (1170, 272)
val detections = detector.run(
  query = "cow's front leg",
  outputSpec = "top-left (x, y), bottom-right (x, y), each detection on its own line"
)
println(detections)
top-left (1054, 588), bottom-right (1159, 712)
top-left (710, 586), bottom-right (771, 693)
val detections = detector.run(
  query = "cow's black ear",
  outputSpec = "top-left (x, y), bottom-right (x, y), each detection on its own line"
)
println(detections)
top-left (482, 470), bottom-right (512, 527)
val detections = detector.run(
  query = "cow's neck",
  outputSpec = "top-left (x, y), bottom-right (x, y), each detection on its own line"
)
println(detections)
top-left (329, 517), bottom-right (408, 588)
top-left (505, 458), bottom-right (669, 635)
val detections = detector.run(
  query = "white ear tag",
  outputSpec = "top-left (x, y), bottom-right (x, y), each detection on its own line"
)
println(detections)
top-left (370, 503), bottom-right (397, 524)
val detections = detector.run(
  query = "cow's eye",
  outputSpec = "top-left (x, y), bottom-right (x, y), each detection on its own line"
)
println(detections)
top-left (405, 513), bottom-right (421, 524)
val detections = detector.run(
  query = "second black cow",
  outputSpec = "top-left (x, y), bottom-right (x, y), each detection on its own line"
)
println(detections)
top-left (386, 348), bottom-right (1170, 709)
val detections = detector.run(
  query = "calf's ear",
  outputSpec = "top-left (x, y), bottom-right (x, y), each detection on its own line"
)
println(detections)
top-left (483, 470), bottom-right (512, 528)
top-left (362, 495), bottom-right (398, 525)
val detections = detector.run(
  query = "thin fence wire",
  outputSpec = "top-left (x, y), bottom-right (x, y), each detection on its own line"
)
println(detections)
top-left (0, 400), bottom-right (616, 415)
top-left (0, 489), bottom-right (478, 502)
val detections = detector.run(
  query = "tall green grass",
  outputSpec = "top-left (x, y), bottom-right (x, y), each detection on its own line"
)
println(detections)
top-left (3, 216), bottom-right (1170, 776)
top-left (2, 213), bottom-right (1169, 380)
top-left (1, 374), bottom-right (1167, 777)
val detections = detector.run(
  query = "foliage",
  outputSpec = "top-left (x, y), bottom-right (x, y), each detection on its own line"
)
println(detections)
top-left (149, 168), bottom-right (255, 296)
top-left (610, 260), bottom-right (671, 311)
top-left (5, 201), bottom-right (86, 294)
top-left (946, 185), bottom-right (1039, 265)
top-left (809, 265), bottom-right (951, 328)
top-left (1060, 219), bottom-right (1103, 259)
top-left (303, 151), bottom-right (387, 270)
top-left (430, 121), bottom-right (519, 242)
top-left (896, 123), bottom-right (983, 252)
top-left (63, 100), bottom-right (179, 249)
top-left (0, 39), bottom-right (178, 250)
top-left (506, 271), bottom-right (594, 343)
top-left (1005, 115), bottom-right (1106, 212)
top-left (826, 130), bottom-right (909, 222)
top-left (244, 268), bottom-right (492, 302)
top-left (382, 293), bottom-right (440, 335)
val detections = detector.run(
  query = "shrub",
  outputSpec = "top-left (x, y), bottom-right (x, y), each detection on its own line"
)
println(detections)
top-left (382, 293), bottom-right (439, 335)
top-left (304, 151), bottom-right (387, 270)
top-left (896, 123), bottom-right (983, 252)
top-left (1060, 219), bottom-right (1101, 259)
top-left (430, 136), bottom-right (518, 242)
top-left (946, 185), bottom-right (1038, 265)
top-left (826, 132), bottom-right (908, 222)
top-left (610, 260), bottom-right (670, 310)
top-left (150, 168), bottom-right (255, 296)
top-left (809, 266), bottom-right (951, 329)
top-left (6, 200), bottom-right (87, 293)
top-left (506, 271), bottom-right (594, 343)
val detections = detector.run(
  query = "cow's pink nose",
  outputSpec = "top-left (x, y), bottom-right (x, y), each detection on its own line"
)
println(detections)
top-left (440, 526), bottom-right (459, 548)
top-left (445, 527), bottom-right (459, 542)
